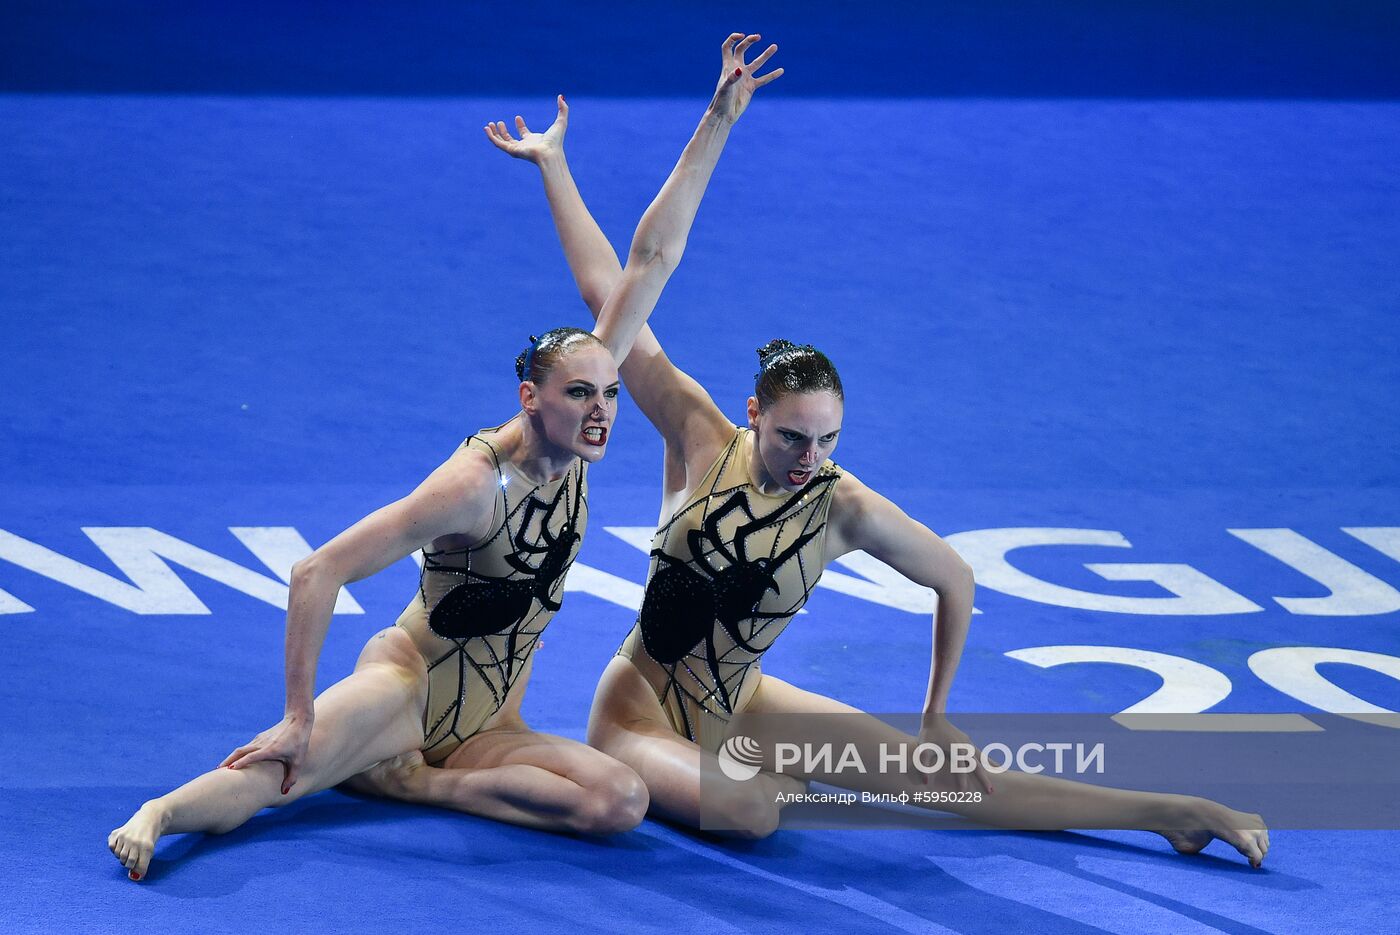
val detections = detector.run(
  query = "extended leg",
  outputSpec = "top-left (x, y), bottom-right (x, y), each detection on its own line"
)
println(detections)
top-left (108, 633), bottom-right (426, 880)
top-left (747, 674), bottom-right (1270, 867)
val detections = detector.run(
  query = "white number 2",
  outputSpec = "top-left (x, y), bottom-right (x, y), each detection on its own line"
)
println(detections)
top-left (1006, 645), bottom-right (1400, 730)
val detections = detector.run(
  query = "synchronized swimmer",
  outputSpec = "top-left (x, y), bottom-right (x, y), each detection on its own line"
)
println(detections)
top-left (110, 32), bottom-right (1269, 882)
top-left (108, 33), bottom-right (780, 882)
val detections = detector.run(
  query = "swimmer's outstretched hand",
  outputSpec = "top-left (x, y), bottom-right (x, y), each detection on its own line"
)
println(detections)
top-left (709, 33), bottom-right (783, 125)
top-left (219, 713), bottom-right (313, 796)
top-left (485, 95), bottom-right (568, 164)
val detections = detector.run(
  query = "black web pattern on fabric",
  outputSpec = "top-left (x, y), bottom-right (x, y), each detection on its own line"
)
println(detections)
top-left (636, 435), bottom-right (838, 743)
top-left (418, 440), bottom-right (585, 752)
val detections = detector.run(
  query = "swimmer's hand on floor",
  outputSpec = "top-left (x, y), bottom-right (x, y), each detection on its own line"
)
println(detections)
top-left (485, 95), bottom-right (568, 164)
top-left (219, 713), bottom-right (313, 795)
top-left (917, 715), bottom-right (995, 794)
top-left (707, 32), bottom-right (783, 125)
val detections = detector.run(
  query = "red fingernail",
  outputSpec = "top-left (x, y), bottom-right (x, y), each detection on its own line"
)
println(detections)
top-left (130, 872), bottom-right (140, 881)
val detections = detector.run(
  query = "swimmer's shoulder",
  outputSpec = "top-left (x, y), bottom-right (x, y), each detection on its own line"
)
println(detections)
top-left (412, 442), bottom-right (504, 544)
top-left (828, 462), bottom-right (866, 511)
top-left (825, 466), bottom-right (900, 550)
top-left (442, 441), bottom-right (503, 501)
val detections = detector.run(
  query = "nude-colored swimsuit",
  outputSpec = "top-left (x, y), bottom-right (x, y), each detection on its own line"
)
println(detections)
top-left (617, 428), bottom-right (840, 753)
top-left (396, 425), bottom-right (587, 764)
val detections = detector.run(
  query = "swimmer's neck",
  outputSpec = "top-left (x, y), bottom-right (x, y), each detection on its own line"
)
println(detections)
top-left (744, 431), bottom-right (787, 497)
top-left (495, 412), bottom-right (575, 485)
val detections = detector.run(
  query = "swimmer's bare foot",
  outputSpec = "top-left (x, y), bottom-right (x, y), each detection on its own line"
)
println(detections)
top-left (340, 750), bottom-right (428, 801)
top-left (1159, 798), bottom-right (1270, 868)
top-left (108, 801), bottom-right (168, 881)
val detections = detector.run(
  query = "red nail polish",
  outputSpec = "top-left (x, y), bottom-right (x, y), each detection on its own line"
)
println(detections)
top-left (130, 872), bottom-right (140, 881)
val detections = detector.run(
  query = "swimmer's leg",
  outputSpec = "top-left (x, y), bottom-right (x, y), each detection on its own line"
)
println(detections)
top-left (584, 656), bottom-right (804, 840)
top-left (344, 724), bottom-right (648, 835)
top-left (344, 655), bottom-right (645, 835)
top-left (108, 631), bottom-right (426, 880)
top-left (746, 673), bottom-right (1271, 868)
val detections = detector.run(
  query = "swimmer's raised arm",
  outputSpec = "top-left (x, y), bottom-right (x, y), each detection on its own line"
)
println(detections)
top-left (487, 34), bottom-right (783, 470)
top-left (485, 96), bottom-right (622, 317)
top-left (590, 33), bottom-right (780, 364)
top-left (219, 452), bottom-right (498, 793)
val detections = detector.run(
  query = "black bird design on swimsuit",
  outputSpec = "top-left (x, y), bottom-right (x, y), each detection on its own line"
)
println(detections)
top-left (637, 474), bottom-right (837, 731)
top-left (425, 469), bottom-right (582, 694)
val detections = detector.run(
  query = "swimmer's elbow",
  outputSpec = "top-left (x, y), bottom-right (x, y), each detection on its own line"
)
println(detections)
top-left (289, 556), bottom-right (316, 590)
top-left (957, 556), bottom-right (975, 587)
top-left (937, 556), bottom-right (975, 600)
top-left (627, 236), bottom-right (684, 275)
top-left (290, 553), bottom-right (340, 592)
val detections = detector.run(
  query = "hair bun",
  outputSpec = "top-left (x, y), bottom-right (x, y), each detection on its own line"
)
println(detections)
top-left (752, 339), bottom-right (843, 410)
top-left (756, 338), bottom-right (799, 368)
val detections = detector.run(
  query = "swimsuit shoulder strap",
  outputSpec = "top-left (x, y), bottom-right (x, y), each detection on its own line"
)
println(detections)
top-left (458, 430), bottom-right (510, 548)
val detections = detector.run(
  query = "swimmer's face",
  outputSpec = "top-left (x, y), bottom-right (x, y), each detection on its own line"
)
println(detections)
top-left (747, 390), bottom-right (843, 491)
top-left (522, 343), bottom-right (619, 463)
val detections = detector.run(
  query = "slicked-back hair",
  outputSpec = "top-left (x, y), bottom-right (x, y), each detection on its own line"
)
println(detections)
top-left (515, 327), bottom-right (605, 383)
top-left (753, 339), bottom-right (844, 410)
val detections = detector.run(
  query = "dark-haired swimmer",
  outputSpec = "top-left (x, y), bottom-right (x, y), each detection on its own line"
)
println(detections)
top-left (106, 34), bottom-right (781, 882)
top-left (395, 72), bottom-right (1270, 867)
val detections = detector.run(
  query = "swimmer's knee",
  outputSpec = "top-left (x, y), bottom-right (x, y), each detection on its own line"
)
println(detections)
top-left (568, 767), bottom-right (649, 835)
top-left (610, 768), bottom-right (650, 830)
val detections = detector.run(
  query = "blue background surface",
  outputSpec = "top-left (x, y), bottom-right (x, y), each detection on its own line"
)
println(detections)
top-left (2, 2), bottom-right (1398, 932)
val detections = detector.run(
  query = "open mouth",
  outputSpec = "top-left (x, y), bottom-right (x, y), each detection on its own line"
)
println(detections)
top-left (581, 426), bottom-right (608, 446)
top-left (787, 468), bottom-right (811, 486)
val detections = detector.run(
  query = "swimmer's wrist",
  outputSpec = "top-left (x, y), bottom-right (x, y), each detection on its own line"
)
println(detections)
top-left (702, 104), bottom-right (732, 129)
top-left (921, 695), bottom-right (951, 725)
top-left (284, 704), bottom-right (314, 723)
top-left (535, 148), bottom-right (567, 171)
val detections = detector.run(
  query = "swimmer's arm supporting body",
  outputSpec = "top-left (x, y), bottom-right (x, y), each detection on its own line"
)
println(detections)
top-left (492, 34), bottom-right (782, 478)
top-left (220, 452), bottom-right (497, 792)
top-left (829, 470), bottom-right (992, 790)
